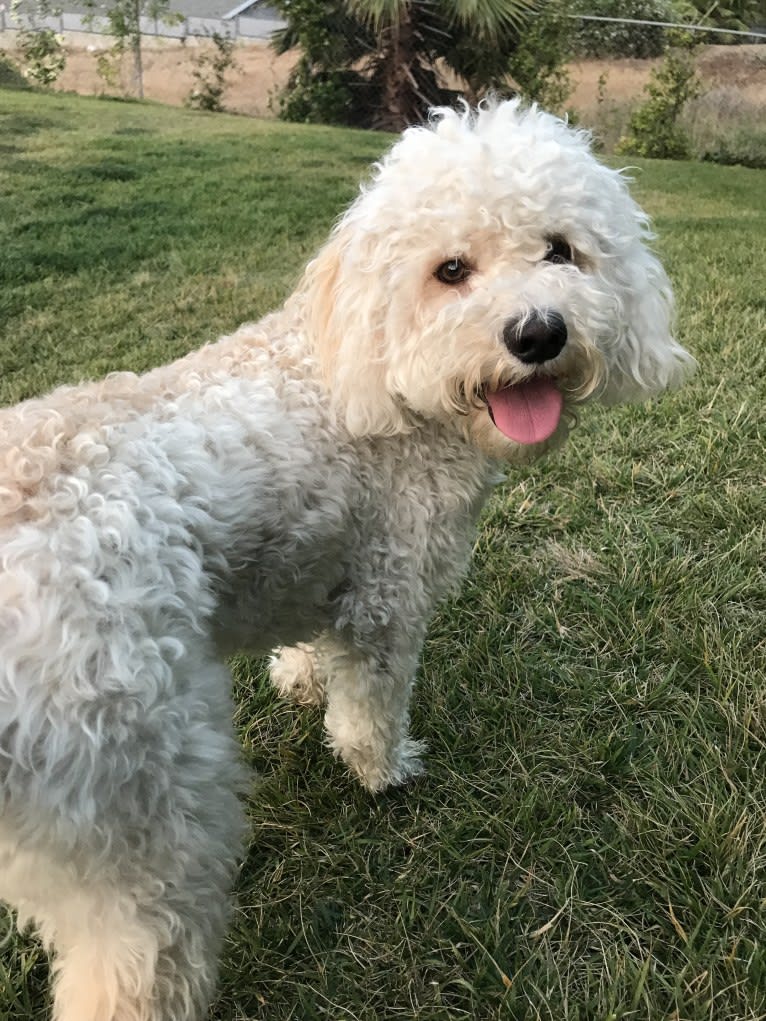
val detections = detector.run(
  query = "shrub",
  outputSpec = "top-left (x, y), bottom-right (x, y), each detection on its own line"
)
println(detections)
top-left (507, 0), bottom-right (573, 113)
top-left (0, 52), bottom-right (31, 88)
top-left (16, 27), bottom-right (66, 86)
top-left (274, 65), bottom-right (370, 126)
top-left (270, 0), bottom-right (374, 126)
top-left (570, 0), bottom-right (679, 59)
top-left (616, 37), bottom-right (702, 159)
top-left (10, 0), bottom-right (66, 87)
top-left (582, 71), bottom-right (635, 153)
top-left (186, 32), bottom-right (238, 113)
top-left (685, 87), bottom-right (766, 169)
top-left (95, 48), bottom-right (121, 89)
top-left (699, 133), bottom-right (766, 170)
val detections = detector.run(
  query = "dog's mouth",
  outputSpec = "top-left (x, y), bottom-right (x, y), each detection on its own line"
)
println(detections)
top-left (482, 378), bottom-right (564, 445)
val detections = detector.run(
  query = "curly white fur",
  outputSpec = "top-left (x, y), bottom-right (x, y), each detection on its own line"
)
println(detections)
top-left (0, 100), bottom-right (694, 1020)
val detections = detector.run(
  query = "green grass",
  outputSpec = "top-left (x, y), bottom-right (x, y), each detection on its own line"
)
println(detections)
top-left (1, 88), bottom-right (765, 1021)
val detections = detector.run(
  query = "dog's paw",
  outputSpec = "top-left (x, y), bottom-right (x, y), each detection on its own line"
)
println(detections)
top-left (269, 644), bottom-right (325, 706)
top-left (346, 738), bottom-right (427, 794)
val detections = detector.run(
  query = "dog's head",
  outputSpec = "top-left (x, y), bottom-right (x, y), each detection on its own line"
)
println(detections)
top-left (298, 99), bottom-right (695, 460)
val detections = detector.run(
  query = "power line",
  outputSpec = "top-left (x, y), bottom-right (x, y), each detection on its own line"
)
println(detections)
top-left (568, 14), bottom-right (766, 40)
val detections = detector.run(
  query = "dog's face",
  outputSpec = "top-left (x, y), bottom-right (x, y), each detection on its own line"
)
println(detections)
top-left (300, 101), bottom-right (695, 460)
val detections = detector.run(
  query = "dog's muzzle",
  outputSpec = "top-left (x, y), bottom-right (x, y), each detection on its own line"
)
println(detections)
top-left (503, 310), bottom-right (568, 365)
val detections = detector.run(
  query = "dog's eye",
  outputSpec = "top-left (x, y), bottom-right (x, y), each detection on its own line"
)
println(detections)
top-left (435, 258), bottom-right (471, 285)
top-left (543, 236), bottom-right (574, 265)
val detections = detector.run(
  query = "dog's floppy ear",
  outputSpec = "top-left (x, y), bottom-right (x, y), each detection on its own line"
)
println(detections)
top-left (299, 225), bottom-right (410, 437)
top-left (599, 245), bottom-right (696, 404)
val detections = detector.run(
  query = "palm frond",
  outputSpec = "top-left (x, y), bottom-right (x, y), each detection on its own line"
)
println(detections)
top-left (344, 0), bottom-right (411, 33)
top-left (448, 0), bottom-right (540, 42)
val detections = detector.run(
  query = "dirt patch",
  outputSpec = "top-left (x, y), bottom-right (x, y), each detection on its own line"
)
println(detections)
top-left (2, 33), bottom-right (764, 119)
top-left (571, 44), bottom-right (766, 113)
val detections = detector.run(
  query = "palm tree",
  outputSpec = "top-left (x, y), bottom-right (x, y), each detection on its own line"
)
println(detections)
top-left (273, 0), bottom-right (540, 131)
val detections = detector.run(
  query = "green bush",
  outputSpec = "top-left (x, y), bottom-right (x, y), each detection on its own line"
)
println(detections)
top-left (0, 53), bottom-right (31, 88)
top-left (699, 131), bottom-right (766, 169)
top-left (6, 0), bottom-right (65, 87)
top-left (186, 32), bottom-right (238, 113)
top-left (616, 40), bottom-right (702, 159)
top-left (270, 0), bottom-right (374, 126)
top-left (16, 27), bottom-right (65, 86)
top-left (508, 0), bottom-right (573, 113)
top-left (571, 0), bottom-right (678, 58)
top-left (684, 87), bottom-right (766, 169)
top-left (274, 65), bottom-right (370, 126)
top-left (581, 72), bottom-right (634, 153)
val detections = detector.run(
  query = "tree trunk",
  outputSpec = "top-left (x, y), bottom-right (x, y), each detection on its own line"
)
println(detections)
top-left (132, 0), bottom-right (144, 99)
top-left (375, 5), bottom-right (417, 132)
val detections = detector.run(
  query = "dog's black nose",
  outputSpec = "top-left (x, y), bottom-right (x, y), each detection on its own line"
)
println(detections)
top-left (503, 310), bottom-right (568, 364)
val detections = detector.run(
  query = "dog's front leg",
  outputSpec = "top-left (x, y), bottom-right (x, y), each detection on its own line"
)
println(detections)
top-left (269, 642), bottom-right (327, 705)
top-left (318, 630), bottom-right (426, 793)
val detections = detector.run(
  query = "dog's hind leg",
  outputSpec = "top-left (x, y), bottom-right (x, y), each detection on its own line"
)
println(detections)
top-left (1, 849), bottom-right (161, 1021)
top-left (9, 746), bottom-right (244, 1021)
top-left (47, 740), bottom-right (243, 1021)
top-left (3, 657), bottom-right (246, 1021)
top-left (45, 868), bottom-right (234, 1021)
top-left (42, 885), bottom-right (160, 1021)
top-left (268, 642), bottom-right (327, 706)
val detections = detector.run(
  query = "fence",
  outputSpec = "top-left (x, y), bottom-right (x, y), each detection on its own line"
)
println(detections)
top-left (0, 5), bottom-right (286, 40)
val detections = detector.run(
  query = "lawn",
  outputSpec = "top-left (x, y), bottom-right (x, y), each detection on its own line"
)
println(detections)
top-left (1, 87), bottom-right (765, 1021)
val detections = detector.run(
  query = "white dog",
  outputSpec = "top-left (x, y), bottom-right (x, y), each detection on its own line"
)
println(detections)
top-left (0, 100), bottom-right (693, 1020)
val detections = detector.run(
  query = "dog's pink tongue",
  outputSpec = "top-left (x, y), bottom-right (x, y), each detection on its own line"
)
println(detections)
top-left (486, 379), bottom-right (563, 445)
